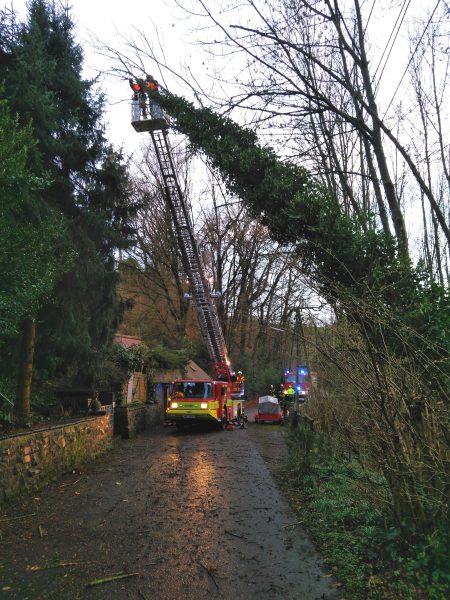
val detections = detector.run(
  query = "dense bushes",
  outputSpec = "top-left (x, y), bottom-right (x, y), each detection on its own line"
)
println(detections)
top-left (281, 424), bottom-right (450, 598)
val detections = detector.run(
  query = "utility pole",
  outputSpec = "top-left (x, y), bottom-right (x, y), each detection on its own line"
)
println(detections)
top-left (291, 308), bottom-right (301, 430)
top-left (291, 380), bottom-right (299, 430)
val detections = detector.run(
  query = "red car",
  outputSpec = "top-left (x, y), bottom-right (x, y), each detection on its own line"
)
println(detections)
top-left (254, 396), bottom-right (284, 425)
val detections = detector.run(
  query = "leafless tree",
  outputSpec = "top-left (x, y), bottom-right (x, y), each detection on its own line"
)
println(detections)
top-left (408, 14), bottom-right (449, 283)
top-left (120, 142), bottom-right (196, 343)
top-left (161, 0), bottom-right (449, 261)
top-left (197, 178), bottom-right (317, 368)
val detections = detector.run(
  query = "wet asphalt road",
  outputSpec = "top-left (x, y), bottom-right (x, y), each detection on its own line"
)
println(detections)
top-left (0, 423), bottom-right (339, 600)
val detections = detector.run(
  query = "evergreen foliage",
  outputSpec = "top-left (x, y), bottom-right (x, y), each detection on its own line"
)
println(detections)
top-left (96, 341), bottom-right (189, 399)
top-left (0, 98), bottom-right (71, 336)
top-left (0, 1), bottom-right (138, 387)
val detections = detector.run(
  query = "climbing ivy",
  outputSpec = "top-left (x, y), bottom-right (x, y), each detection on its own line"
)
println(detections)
top-left (149, 89), bottom-right (399, 298)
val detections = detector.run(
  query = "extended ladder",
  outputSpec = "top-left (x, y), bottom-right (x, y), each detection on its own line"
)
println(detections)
top-left (131, 95), bottom-right (229, 378)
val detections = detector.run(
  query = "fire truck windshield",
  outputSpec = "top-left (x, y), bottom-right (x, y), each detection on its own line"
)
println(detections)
top-left (173, 382), bottom-right (212, 399)
top-left (285, 373), bottom-right (296, 383)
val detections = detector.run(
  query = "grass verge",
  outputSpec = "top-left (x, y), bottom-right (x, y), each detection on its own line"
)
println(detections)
top-left (277, 424), bottom-right (449, 599)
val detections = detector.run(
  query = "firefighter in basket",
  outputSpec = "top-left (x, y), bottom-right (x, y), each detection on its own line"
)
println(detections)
top-left (129, 74), bottom-right (163, 121)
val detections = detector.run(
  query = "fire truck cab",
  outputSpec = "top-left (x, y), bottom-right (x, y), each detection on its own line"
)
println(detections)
top-left (166, 379), bottom-right (231, 430)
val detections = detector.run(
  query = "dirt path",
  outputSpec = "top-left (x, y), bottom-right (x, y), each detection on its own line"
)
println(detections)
top-left (0, 423), bottom-right (338, 600)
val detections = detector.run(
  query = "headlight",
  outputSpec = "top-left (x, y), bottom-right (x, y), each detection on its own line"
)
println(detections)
top-left (200, 402), bottom-right (208, 409)
top-left (171, 402), bottom-right (178, 409)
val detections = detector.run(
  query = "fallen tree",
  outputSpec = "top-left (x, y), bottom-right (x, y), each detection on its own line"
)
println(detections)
top-left (143, 85), bottom-right (448, 539)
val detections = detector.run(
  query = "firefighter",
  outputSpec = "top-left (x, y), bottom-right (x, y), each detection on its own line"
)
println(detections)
top-left (286, 386), bottom-right (295, 409)
top-left (236, 371), bottom-right (245, 384)
top-left (144, 74), bottom-right (165, 120)
top-left (277, 385), bottom-right (284, 402)
top-left (144, 73), bottom-right (158, 91)
top-left (128, 78), bottom-right (141, 95)
top-left (278, 385), bottom-right (287, 418)
top-left (129, 78), bottom-right (148, 117)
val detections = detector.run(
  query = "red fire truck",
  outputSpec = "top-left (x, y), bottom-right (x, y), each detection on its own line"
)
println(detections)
top-left (131, 77), bottom-right (244, 430)
top-left (283, 365), bottom-right (311, 400)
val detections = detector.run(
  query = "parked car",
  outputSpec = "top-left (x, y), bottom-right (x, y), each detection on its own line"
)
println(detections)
top-left (254, 395), bottom-right (284, 425)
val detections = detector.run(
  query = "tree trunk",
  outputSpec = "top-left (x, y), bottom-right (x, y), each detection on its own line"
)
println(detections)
top-left (353, 0), bottom-right (409, 258)
top-left (14, 318), bottom-right (36, 426)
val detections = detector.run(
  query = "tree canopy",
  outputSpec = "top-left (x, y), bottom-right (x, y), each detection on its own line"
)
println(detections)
top-left (0, 98), bottom-right (71, 336)
top-left (0, 0), bottom-right (138, 387)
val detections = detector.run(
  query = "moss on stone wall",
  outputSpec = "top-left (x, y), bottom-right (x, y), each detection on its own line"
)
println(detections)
top-left (0, 414), bottom-right (113, 502)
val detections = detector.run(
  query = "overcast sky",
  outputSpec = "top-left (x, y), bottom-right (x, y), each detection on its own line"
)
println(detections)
top-left (6, 0), bottom-right (194, 153)
top-left (3, 0), bottom-right (440, 157)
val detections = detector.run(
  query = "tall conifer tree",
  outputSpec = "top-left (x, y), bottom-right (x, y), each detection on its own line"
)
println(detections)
top-left (0, 0), bottom-right (137, 390)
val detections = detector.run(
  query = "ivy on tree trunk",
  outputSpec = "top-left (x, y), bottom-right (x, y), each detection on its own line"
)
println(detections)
top-left (14, 318), bottom-right (36, 426)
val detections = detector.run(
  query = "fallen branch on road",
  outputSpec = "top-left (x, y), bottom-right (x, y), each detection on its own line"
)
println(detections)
top-left (200, 562), bottom-right (219, 589)
top-left (224, 529), bottom-right (246, 539)
top-left (86, 572), bottom-right (140, 587)
top-left (282, 520), bottom-right (304, 529)
top-left (28, 561), bottom-right (83, 571)
top-left (0, 512), bottom-right (36, 522)
top-left (59, 478), bottom-right (82, 487)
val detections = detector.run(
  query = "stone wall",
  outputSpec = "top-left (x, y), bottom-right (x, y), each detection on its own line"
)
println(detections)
top-left (114, 402), bottom-right (162, 439)
top-left (0, 414), bottom-right (113, 502)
